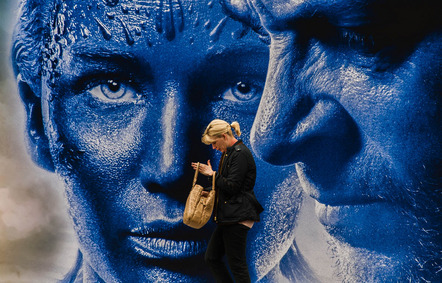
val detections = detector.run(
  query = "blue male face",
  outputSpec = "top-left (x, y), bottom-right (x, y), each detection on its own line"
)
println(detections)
top-left (16, 0), bottom-right (303, 281)
top-left (222, 0), bottom-right (441, 281)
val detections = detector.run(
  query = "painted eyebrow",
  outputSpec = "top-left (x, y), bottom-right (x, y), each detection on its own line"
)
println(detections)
top-left (192, 43), bottom-right (269, 80)
top-left (204, 43), bottom-right (269, 62)
top-left (70, 46), bottom-right (153, 78)
top-left (76, 50), bottom-right (135, 61)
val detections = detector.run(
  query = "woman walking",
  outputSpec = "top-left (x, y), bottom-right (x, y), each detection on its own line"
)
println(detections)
top-left (192, 119), bottom-right (263, 283)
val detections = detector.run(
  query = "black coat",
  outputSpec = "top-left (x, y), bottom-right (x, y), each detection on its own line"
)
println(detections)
top-left (213, 140), bottom-right (263, 224)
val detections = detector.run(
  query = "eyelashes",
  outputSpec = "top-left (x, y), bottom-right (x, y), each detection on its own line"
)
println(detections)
top-left (87, 79), bottom-right (140, 102)
top-left (319, 26), bottom-right (379, 52)
top-left (83, 77), bottom-right (146, 104)
top-left (81, 77), bottom-right (263, 106)
top-left (339, 29), bottom-right (376, 51)
top-left (293, 17), bottom-right (383, 53)
top-left (222, 81), bottom-right (262, 103)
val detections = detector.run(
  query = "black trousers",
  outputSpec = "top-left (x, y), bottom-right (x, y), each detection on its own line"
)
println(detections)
top-left (205, 224), bottom-right (251, 283)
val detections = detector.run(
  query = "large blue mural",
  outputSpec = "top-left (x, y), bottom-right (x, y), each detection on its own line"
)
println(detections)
top-left (0, 0), bottom-right (440, 282)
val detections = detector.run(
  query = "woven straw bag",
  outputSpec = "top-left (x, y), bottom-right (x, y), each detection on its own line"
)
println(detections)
top-left (183, 163), bottom-right (216, 229)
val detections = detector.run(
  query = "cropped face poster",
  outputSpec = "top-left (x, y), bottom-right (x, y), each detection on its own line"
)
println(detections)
top-left (0, 0), bottom-right (440, 282)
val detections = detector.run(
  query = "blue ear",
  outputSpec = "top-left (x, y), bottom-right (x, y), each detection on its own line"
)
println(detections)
top-left (17, 79), bottom-right (55, 172)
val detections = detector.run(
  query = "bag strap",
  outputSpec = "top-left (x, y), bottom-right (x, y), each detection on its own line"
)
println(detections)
top-left (212, 171), bottom-right (216, 191)
top-left (192, 162), bottom-right (200, 187)
top-left (192, 162), bottom-right (216, 191)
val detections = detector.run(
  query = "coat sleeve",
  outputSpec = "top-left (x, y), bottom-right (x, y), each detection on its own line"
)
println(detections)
top-left (215, 151), bottom-right (248, 197)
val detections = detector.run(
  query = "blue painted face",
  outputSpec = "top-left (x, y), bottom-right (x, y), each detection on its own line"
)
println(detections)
top-left (222, 0), bottom-right (441, 281)
top-left (31, 0), bottom-right (300, 281)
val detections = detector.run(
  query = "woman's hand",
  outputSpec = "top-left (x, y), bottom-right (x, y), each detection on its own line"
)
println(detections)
top-left (191, 160), bottom-right (215, 176)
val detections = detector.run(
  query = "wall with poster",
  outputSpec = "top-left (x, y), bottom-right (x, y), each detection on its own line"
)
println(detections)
top-left (0, 0), bottom-right (440, 282)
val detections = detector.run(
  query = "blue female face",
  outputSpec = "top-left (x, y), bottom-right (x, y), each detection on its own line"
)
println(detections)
top-left (30, 0), bottom-right (281, 281)
top-left (24, 0), bottom-right (307, 281)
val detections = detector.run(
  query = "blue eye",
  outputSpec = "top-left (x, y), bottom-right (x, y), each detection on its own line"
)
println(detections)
top-left (88, 79), bottom-right (139, 103)
top-left (340, 29), bottom-right (376, 51)
top-left (222, 81), bottom-right (261, 102)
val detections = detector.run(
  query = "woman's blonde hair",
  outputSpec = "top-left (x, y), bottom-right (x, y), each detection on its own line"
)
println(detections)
top-left (202, 119), bottom-right (241, 145)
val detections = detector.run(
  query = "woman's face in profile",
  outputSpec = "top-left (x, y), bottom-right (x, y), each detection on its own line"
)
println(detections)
top-left (34, 0), bottom-right (299, 281)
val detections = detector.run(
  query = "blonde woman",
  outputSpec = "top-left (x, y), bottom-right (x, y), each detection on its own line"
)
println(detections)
top-left (192, 119), bottom-right (263, 283)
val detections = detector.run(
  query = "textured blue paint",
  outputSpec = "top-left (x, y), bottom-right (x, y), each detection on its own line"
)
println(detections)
top-left (10, 0), bottom-right (441, 282)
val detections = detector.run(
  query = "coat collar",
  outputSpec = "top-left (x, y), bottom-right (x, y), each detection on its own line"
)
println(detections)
top-left (226, 140), bottom-right (243, 154)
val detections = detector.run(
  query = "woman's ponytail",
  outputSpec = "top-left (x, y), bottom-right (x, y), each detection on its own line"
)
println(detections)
top-left (230, 121), bottom-right (241, 137)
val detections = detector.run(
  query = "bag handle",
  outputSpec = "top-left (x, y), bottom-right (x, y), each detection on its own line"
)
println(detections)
top-left (192, 162), bottom-right (200, 187)
top-left (212, 170), bottom-right (216, 190)
top-left (192, 162), bottom-right (216, 191)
